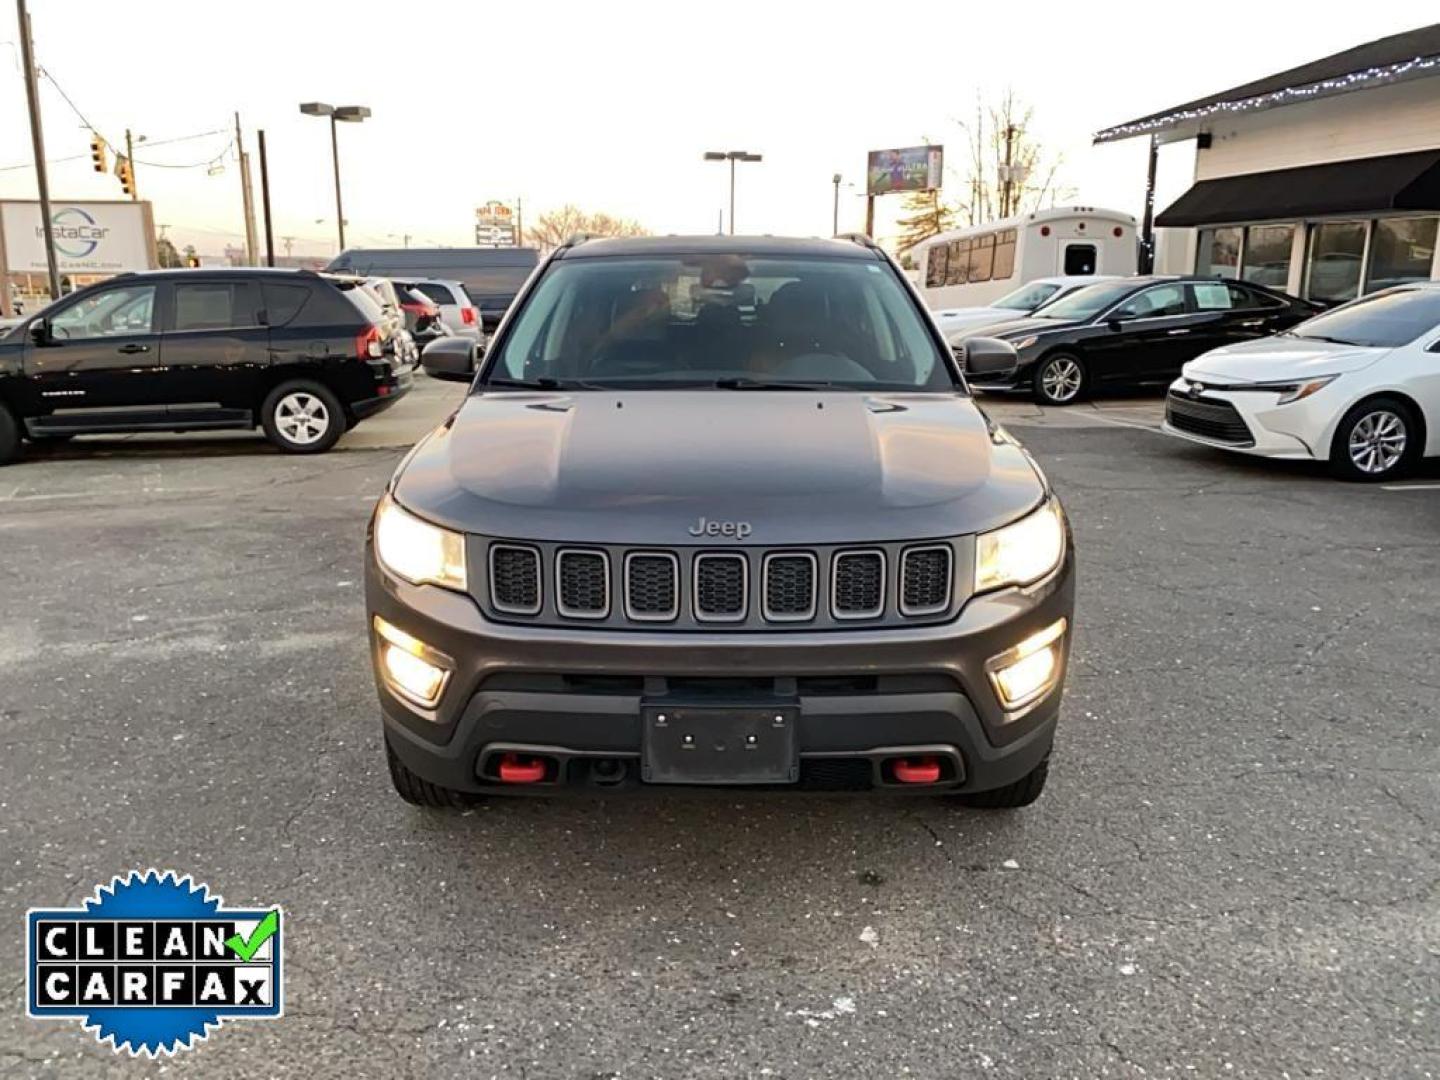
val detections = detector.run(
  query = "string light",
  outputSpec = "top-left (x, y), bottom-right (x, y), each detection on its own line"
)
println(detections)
top-left (1094, 52), bottom-right (1440, 142)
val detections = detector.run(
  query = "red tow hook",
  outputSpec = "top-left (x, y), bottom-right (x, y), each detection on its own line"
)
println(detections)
top-left (497, 753), bottom-right (548, 784)
top-left (892, 757), bottom-right (942, 784)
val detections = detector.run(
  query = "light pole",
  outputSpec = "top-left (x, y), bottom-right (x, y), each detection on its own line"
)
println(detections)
top-left (300, 102), bottom-right (370, 251)
top-left (831, 173), bottom-right (842, 236)
top-left (703, 150), bottom-right (762, 235)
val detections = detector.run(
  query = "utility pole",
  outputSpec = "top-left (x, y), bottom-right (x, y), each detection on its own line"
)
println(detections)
top-left (258, 129), bottom-right (275, 267)
top-left (1001, 124), bottom-right (1016, 218)
top-left (831, 173), bottom-right (841, 236)
top-left (124, 128), bottom-right (138, 201)
top-left (515, 196), bottom-right (523, 248)
top-left (17, 0), bottom-right (61, 301)
top-left (864, 195), bottom-right (875, 240)
top-left (235, 113), bottom-right (258, 266)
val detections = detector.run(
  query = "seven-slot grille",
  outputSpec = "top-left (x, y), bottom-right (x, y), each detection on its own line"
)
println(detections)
top-left (625, 552), bottom-right (680, 620)
top-left (557, 549), bottom-right (609, 618)
top-left (694, 553), bottom-right (747, 621)
top-left (489, 544), bottom-right (542, 614)
top-left (481, 543), bottom-right (958, 627)
top-left (832, 551), bottom-right (885, 619)
top-left (763, 553), bottom-right (818, 621)
top-left (1165, 392), bottom-right (1254, 446)
top-left (900, 546), bottom-right (952, 615)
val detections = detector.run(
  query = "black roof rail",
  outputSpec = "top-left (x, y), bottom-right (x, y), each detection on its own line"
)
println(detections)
top-left (835, 232), bottom-right (879, 249)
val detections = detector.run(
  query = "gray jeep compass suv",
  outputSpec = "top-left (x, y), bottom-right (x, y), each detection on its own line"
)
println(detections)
top-left (365, 235), bottom-right (1074, 808)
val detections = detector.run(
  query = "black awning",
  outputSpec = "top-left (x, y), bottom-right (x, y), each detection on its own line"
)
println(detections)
top-left (1155, 150), bottom-right (1440, 227)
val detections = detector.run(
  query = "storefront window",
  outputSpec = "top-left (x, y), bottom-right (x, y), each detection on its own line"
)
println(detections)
top-left (1197, 227), bottom-right (1240, 277)
top-left (1241, 225), bottom-right (1294, 288)
top-left (1365, 217), bottom-right (1438, 292)
top-left (1306, 221), bottom-right (1367, 303)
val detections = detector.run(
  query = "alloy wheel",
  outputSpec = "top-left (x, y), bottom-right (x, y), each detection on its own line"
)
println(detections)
top-left (275, 392), bottom-right (331, 446)
top-left (1041, 357), bottom-right (1082, 403)
top-left (1347, 409), bottom-right (1407, 475)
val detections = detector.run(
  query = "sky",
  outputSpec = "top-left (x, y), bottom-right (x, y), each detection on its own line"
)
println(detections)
top-left (1, 1), bottom-right (1436, 258)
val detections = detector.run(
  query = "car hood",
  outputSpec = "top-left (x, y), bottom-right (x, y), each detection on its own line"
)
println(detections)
top-left (953, 315), bottom-right (1080, 341)
top-left (393, 390), bottom-right (1046, 545)
top-left (1183, 336), bottom-right (1389, 383)
top-left (935, 309), bottom-right (1027, 335)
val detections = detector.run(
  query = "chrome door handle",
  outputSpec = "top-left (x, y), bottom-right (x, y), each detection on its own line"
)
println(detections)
top-left (1166, 328), bottom-right (1190, 336)
top-left (117, 343), bottom-right (150, 354)
top-left (1240, 319), bottom-right (1265, 328)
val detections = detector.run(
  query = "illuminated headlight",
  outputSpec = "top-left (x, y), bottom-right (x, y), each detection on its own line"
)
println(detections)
top-left (374, 494), bottom-right (467, 591)
top-left (987, 618), bottom-right (1067, 710)
top-left (1013, 335), bottom-right (1039, 351)
top-left (975, 497), bottom-right (1066, 593)
top-left (374, 616), bottom-right (451, 709)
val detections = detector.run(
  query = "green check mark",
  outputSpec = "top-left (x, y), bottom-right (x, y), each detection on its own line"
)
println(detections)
top-left (225, 909), bottom-right (279, 962)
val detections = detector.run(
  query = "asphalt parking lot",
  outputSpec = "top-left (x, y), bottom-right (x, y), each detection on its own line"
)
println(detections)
top-left (2, 382), bottom-right (1438, 1079)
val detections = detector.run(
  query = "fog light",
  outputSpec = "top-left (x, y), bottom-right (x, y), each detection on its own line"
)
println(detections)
top-left (987, 618), bottom-right (1066, 711)
top-left (373, 616), bottom-right (451, 709)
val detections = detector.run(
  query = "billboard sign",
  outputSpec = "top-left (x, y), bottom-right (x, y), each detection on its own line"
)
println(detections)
top-left (866, 146), bottom-right (944, 196)
top-left (474, 201), bottom-right (516, 247)
top-left (0, 200), bottom-right (155, 274)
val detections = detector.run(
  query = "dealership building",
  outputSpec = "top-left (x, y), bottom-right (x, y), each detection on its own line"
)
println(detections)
top-left (1096, 23), bottom-right (1440, 303)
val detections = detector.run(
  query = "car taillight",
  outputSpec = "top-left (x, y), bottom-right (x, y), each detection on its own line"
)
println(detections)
top-left (355, 325), bottom-right (383, 359)
top-left (460, 306), bottom-right (476, 325)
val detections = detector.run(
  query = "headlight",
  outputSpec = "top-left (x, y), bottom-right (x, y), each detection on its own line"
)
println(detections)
top-left (374, 494), bottom-right (468, 591)
top-left (1265, 376), bottom-right (1337, 405)
top-left (975, 497), bottom-right (1066, 593)
top-left (1013, 335), bottom-right (1039, 351)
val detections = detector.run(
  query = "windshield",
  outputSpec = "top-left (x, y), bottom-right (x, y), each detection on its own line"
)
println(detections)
top-left (484, 254), bottom-right (956, 390)
top-left (1035, 280), bottom-right (1140, 321)
top-left (1290, 287), bottom-right (1440, 348)
top-left (993, 281), bottom-right (1061, 311)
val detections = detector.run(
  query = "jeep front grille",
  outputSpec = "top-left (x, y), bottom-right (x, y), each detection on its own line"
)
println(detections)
top-left (475, 539), bottom-right (966, 630)
top-left (490, 544), bottom-right (541, 614)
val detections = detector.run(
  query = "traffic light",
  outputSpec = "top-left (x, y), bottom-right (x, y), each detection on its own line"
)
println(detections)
top-left (185, 255), bottom-right (200, 268)
top-left (117, 157), bottom-right (134, 198)
top-left (90, 135), bottom-right (107, 173)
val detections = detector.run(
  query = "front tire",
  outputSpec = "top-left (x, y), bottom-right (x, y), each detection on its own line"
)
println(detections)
top-left (386, 740), bottom-right (478, 808)
top-left (1330, 396), bottom-right (1419, 481)
top-left (0, 405), bottom-right (19, 465)
top-left (1032, 353), bottom-right (1086, 406)
top-left (949, 754), bottom-right (1050, 809)
top-left (261, 380), bottom-right (345, 454)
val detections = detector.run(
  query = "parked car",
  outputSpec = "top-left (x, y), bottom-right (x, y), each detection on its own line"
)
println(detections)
top-left (0, 268), bottom-right (411, 463)
top-left (360, 278), bottom-right (418, 366)
top-left (954, 275), bottom-right (1319, 405)
top-left (366, 234), bottom-right (1074, 809)
top-left (933, 275), bottom-right (1119, 340)
top-left (396, 285), bottom-right (448, 353)
top-left (327, 247), bottom-right (539, 333)
top-left (400, 279), bottom-right (483, 344)
top-left (1163, 283), bottom-right (1440, 481)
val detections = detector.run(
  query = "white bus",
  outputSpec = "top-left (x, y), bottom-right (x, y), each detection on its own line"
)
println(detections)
top-left (914, 206), bottom-right (1137, 310)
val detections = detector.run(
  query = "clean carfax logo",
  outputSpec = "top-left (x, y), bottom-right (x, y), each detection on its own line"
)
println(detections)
top-left (26, 870), bottom-right (283, 1056)
top-left (36, 207), bottom-right (110, 259)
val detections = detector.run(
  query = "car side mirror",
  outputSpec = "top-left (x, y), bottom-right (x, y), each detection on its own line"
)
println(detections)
top-left (958, 337), bottom-right (1018, 379)
top-left (1106, 312), bottom-right (1133, 330)
top-left (421, 335), bottom-right (479, 382)
top-left (29, 319), bottom-right (50, 345)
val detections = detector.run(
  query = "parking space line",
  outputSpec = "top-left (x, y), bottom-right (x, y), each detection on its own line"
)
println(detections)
top-left (1085, 411), bottom-right (1166, 433)
top-left (1380, 482), bottom-right (1440, 491)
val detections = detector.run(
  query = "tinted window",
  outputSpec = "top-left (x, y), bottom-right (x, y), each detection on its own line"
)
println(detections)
top-left (1197, 226), bottom-right (1240, 277)
top-left (992, 229), bottom-right (1017, 280)
top-left (1306, 221), bottom-right (1365, 303)
top-left (925, 244), bottom-right (948, 288)
top-left (1114, 284), bottom-right (1186, 319)
top-left (48, 284), bottom-right (156, 339)
top-left (488, 254), bottom-right (952, 391)
top-left (262, 282), bottom-right (311, 326)
top-left (410, 283), bottom-right (455, 306)
top-left (1035, 280), bottom-right (1138, 321)
top-left (174, 283), bottom-right (248, 331)
top-left (1241, 224), bottom-right (1293, 288)
top-left (1291, 287), bottom-right (1440, 347)
top-left (944, 239), bottom-right (969, 287)
top-left (968, 234), bottom-right (995, 283)
top-left (1063, 244), bottom-right (1096, 275)
top-left (1366, 217), bottom-right (1438, 292)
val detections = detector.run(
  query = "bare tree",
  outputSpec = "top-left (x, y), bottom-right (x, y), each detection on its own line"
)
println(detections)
top-left (526, 205), bottom-right (650, 251)
top-left (951, 91), bottom-right (1073, 226)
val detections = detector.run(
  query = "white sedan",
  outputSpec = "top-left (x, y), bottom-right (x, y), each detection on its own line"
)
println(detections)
top-left (932, 275), bottom-right (1116, 341)
top-left (1163, 283), bottom-right (1440, 481)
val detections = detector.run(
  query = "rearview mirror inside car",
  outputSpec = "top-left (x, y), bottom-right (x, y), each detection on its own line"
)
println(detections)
top-left (420, 336), bottom-right (478, 382)
top-left (958, 337), bottom-right (1018, 379)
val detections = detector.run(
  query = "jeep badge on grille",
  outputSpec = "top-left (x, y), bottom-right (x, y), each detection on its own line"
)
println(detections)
top-left (688, 517), bottom-right (752, 540)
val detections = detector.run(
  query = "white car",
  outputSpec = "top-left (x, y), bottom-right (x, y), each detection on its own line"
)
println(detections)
top-left (396, 279), bottom-right (484, 344)
top-left (1163, 283), bottom-right (1440, 481)
top-left (932, 275), bottom-right (1117, 341)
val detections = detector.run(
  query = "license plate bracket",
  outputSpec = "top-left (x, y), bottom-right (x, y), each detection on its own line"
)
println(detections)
top-left (641, 704), bottom-right (799, 785)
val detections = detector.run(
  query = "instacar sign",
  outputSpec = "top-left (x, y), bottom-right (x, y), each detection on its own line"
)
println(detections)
top-left (1, 199), bottom-right (153, 274)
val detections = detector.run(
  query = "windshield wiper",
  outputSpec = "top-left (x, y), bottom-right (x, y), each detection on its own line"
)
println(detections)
top-left (1292, 334), bottom-right (1358, 346)
top-left (483, 376), bottom-right (609, 390)
top-left (711, 377), bottom-right (840, 390)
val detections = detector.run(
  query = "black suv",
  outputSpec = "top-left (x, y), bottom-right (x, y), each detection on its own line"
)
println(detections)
top-left (953, 275), bottom-right (1319, 405)
top-left (0, 268), bottom-right (411, 463)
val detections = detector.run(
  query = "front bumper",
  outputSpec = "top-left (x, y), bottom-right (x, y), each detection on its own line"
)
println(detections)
top-left (351, 369), bottom-right (414, 422)
top-left (365, 543), bottom-right (1075, 796)
top-left (1161, 376), bottom-right (1338, 461)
